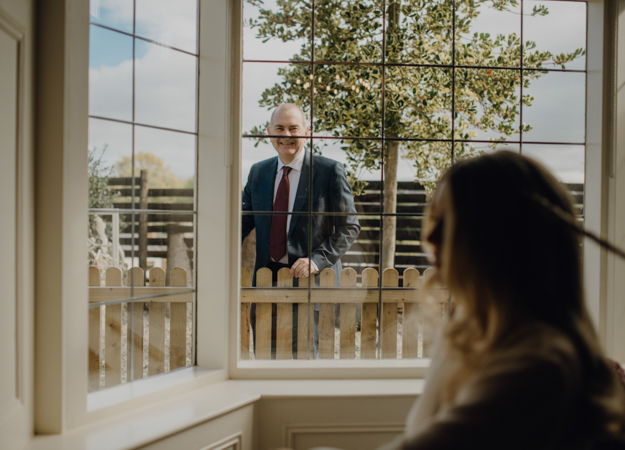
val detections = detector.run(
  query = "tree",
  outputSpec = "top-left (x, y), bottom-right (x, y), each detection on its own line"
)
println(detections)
top-left (247, 0), bottom-right (584, 269)
top-left (114, 152), bottom-right (192, 189)
top-left (89, 145), bottom-right (119, 210)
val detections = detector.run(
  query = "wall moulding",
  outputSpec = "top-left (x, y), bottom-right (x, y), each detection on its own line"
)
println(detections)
top-left (284, 422), bottom-right (405, 449)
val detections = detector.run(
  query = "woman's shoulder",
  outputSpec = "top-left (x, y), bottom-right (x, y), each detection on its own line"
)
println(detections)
top-left (483, 323), bottom-right (583, 387)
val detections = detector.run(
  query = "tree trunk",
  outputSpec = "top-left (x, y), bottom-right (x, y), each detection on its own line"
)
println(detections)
top-left (138, 169), bottom-right (149, 270)
top-left (381, 0), bottom-right (401, 271)
top-left (382, 139), bottom-right (399, 271)
top-left (166, 224), bottom-right (192, 286)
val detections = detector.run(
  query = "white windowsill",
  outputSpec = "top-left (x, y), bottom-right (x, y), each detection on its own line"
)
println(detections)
top-left (31, 379), bottom-right (423, 450)
top-left (87, 367), bottom-right (225, 412)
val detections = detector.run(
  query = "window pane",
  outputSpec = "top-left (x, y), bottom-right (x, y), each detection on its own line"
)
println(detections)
top-left (522, 144), bottom-right (585, 184)
top-left (385, 0), bottom-right (452, 65)
top-left (136, 0), bottom-right (198, 53)
top-left (240, 213), bottom-right (311, 360)
top-left (316, 139), bottom-right (382, 213)
top-left (135, 40), bottom-right (197, 132)
top-left (243, 0), bottom-right (312, 61)
top-left (89, 25), bottom-right (133, 121)
top-left (385, 66), bottom-right (452, 140)
top-left (315, 0), bottom-right (383, 64)
top-left (454, 68), bottom-right (521, 141)
top-left (89, 1), bottom-right (198, 389)
top-left (523, 1), bottom-right (586, 71)
top-left (454, 0), bottom-right (521, 68)
top-left (242, 62), bottom-right (312, 137)
top-left (90, 0), bottom-right (133, 34)
top-left (313, 65), bottom-right (382, 138)
top-left (522, 71), bottom-right (585, 143)
top-left (133, 126), bottom-right (196, 195)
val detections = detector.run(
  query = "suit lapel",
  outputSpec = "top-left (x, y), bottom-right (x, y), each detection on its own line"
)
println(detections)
top-left (261, 157), bottom-right (279, 212)
top-left (288, 151), bottom-right (314, 238)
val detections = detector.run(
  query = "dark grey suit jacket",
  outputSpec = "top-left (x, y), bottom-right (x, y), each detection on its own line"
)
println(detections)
top-left (242, 151), bottom-right (360, 285)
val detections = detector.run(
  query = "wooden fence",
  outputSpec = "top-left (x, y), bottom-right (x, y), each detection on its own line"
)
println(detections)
top-left (240, 266), bottom-right (449, 360)
top-left (88, 266), bottom-right (193, 391)
top-left (108, 173), bottom-right (194, 269)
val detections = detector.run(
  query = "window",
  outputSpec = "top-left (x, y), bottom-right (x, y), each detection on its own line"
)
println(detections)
top-left (87, 0), bottom-right (199, 390)
top-left (238, 0), bottom-right (587, 362)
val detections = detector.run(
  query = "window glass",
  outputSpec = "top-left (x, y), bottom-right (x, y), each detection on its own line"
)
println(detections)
top-left (88, 1), bottom-right (198, 391)
top-left (135, 0), bottom-right (198, 53)
top-left (90, 0), bottom-right (134, 34)
top-left (240, 0), bottom-right (587, 362)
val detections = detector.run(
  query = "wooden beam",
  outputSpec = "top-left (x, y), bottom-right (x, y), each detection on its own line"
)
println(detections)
top-left (240, 287), bottom-right (448, 304)
top-left (89, 287), bottom-right (193, 303)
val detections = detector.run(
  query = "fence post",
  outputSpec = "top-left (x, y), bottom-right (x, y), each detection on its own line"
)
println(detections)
top-left (318, 268), bottom-right (336, 359)
top-left (382, 268), bottom-right (399, 359)
top-left (88, 267), bottom-right (101, 391)
top-left (105, 267), bottom-right (123, 387)
top-left (240, 268), bottom-right (252, 360)
top-left (129, 266), bottom-right (144, 381)
top-left (339, 268), bottom-right (357, 359)
top-left (402, 268), bottom-right (420, 358)
top-left (422, 267), bottom-right (445, 357)
top-left (361, 268), bottom-right (379, 359)
top-left (170, 267), bottom-right (188, 370)
top-left (255, 268), bottom-right (272, 359)
top-left (276, 268), bottom-right (293, 359)
top-left (148, 267), bottom-right (166, 375)
top-left (297, 275), bottom-right (311, 359)
top-left (138, 169), bottom-right (149, 270)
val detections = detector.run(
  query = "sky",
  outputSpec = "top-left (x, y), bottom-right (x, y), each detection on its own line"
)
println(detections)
top-left (88, 0), bottom-right (587, 185)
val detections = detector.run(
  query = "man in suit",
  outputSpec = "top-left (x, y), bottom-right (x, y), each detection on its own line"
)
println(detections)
top-left (242, 103), bottom-right (360, 358)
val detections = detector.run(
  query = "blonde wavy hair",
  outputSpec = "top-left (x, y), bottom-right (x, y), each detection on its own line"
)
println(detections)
top-left (422, 151), bottom-right (624, 433)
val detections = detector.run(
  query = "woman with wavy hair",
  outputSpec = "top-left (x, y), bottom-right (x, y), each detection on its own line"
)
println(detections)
top-left (374, 151), bottom-right (625, 449)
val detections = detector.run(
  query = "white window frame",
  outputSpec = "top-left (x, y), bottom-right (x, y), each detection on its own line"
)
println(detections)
top-left (31, 0), bottom-right (625, 434)
top-left (228, 0), bottom-right (622, 379)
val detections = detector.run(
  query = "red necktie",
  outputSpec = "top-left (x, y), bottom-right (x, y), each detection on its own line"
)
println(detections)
top-left (270, 166), bottom-right (292, 262)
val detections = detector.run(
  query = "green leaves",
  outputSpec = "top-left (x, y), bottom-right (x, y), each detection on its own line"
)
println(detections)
top-left (246, 0), bottom-right (584, 195)
top-left (88, 145), bottom-right (119, 209)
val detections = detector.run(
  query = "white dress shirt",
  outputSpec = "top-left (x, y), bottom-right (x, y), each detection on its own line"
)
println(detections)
top-left (272, 150), bottom-right (318, 271)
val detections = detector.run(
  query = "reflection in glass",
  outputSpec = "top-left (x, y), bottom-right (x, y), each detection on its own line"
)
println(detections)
top-left (522, 144), bottom-right (584, 184)
top-left (523, 1), bottom-right (586, 71)
top-left (135, 40), bottom-right (197, 132)
top-left (313, 65), bottom-right (382, 138)
top-left (454, 1), bottom-right (520, 67)
top-left (522, 71), bottom-right (585, 143)
top-left (90, 0), bottom-right (133, 34)
top-left (243, 0), bottom-right (312, 61)
top-left (385, 0), bottom-right (452, 65)
top-left (315, 0), bottom-right (382, 64)
top-left (133, 125), bottom-right (196, 194)
top-left (454, 68), bottom-right (521, 142)
top-left (385, 66), bottom-right (452, 140)
top-left (89, 25), bottom-right (133, 121)
top-left (242, 62), bottom-right (312, 137)
top-left (136, 0), bottom-right (198, 53)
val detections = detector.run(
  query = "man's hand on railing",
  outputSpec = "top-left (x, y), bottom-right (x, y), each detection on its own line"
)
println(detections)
top-left (290, 258), bottom-right (319, 278)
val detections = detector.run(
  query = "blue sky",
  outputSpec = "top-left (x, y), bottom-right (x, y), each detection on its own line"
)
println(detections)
top-left (88, 0), bottom-right (587, 185)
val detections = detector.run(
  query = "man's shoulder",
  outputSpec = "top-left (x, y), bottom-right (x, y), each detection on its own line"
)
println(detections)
top-left (312, 154), bottom-right (343, 170)
top-left (250, 156), bottom-right (279, 172)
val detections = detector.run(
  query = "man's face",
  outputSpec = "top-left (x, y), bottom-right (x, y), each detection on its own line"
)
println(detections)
top-left (266, 107), bottom-right (310, 164)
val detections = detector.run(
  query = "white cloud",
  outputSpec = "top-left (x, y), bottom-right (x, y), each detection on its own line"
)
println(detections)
top-left (135, 0), bottom-right (198, 53)
top-left (90, 44), bottom-right (197, 132)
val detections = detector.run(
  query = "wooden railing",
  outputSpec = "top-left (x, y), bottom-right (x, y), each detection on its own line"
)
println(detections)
top-left (240, 266), bottom-right (449, 360)
top-left (88, 266), bottom-right (193, 391)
